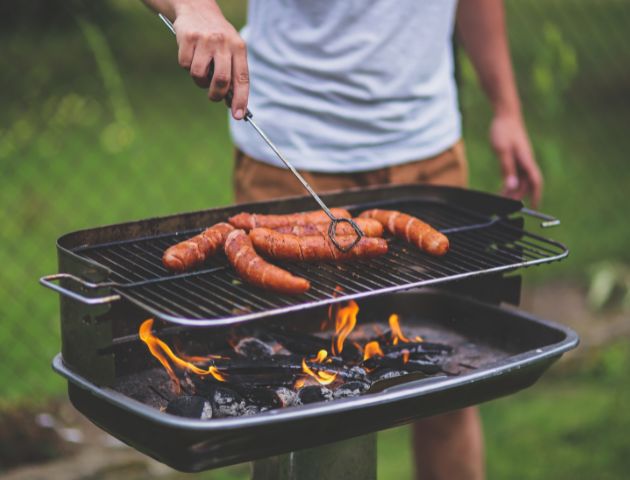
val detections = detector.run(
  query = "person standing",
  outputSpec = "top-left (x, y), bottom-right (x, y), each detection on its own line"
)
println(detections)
top-left (143, 1), bottom-right (543, 478)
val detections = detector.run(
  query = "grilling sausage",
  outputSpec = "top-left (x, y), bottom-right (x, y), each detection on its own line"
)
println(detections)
top-left (274, 218), bottom-right (384, 238)
top-left (228, 208), bottom-right (351, 230)
top-left (249, 228), bottom-right (388, 262)
top-left (224, 230), bottom-right (311, 295)
top-left (163, 222), bottom-right (235, 272)
top-left (359, 209), bottom-right (449, 256)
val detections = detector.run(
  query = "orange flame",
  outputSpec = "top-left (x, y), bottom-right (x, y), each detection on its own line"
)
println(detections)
top-left (177, 353), bottom-right (226, 363)
top-left (363, 341), bottom-right (384, 361)
top-left (402, 349), bottom-right (410, 364)
top-left (323, 285), bottom-right (345, 330)
top-left (299, 349), bottom-right (337, 386)
top-left (332, 300), bottom-right (359, 355)
top-left (139, 319), bottom-right (227, 393)
top-left (389, 313), bottom-right (422, 344)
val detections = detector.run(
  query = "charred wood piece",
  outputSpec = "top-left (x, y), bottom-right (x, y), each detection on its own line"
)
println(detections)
top-left (237, 387), bottom-right (283, 411)
top-left (362, 356), bottom-right (442, 374)
top-left (380, 342), bottom-right (452, 356)
top-left (295, 386), bottom-right (334, 405)
top-left (267, 330), bottom-right (362, 361)
top-left (211, 356), bottom-right (369, 383)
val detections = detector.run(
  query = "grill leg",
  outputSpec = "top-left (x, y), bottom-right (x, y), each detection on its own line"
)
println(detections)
top-left (251, 433), bottom-right (376, 480)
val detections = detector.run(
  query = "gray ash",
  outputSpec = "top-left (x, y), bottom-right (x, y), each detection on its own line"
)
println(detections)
top-left (275, 387), bottom-right (297, 407)
top-left (234, 337), bottom-right (275, 359)
top-left (369, 368), bottom-right (407, 382)
top-left (333, 381), bottom-right (370, 399)
top-left (211, 386), bottom-right (246, 417)
top-left (243, 405), bottom-right (260, 416)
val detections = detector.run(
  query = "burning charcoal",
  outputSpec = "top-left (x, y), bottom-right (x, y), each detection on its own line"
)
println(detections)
top-left (166, 395), bottom-right (212, 420)
top-left (346, 365), bottom-right (369, 382)
top-left (381, 342), bottom-right (452, 356)
top-left (214, 356), bottom-right (366, 384)
top-left (211, 386), bottom-right (247, 417)
top-left (295, 386), bottom-right (334, 405)
top-left (368, 368), bottom-right (407, 383)
top-left (333, 381), bottom-right (370, 400)
top-left (269, 330), bottom-right (361, 361)
top-left (239, 387), bottom-right (283, 411)
top-left (234, 337), bottom-right (275, 359)
top-left (363, 356), bottom-right (442, 374)
top-left (275, 387), bottom-right (297, 407)
top-left (184, 372), bottom-right (217, 398)
top-left (229, 376), bottom-right (296, 389)
top-left (243, 405), bottom-right (260, 416)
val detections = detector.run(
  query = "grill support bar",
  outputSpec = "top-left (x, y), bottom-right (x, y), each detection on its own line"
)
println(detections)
top-left (251, 434), bottom-right (376, 480)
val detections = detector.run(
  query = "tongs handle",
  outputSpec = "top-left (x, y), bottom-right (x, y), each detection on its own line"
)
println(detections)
top-left (158, 14), bottom-right (364, 252)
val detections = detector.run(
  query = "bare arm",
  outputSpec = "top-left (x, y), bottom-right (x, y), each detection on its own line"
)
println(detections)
top-left (457, 0), bottom-right (543, 207)
top-left (141, 0), bottom-right (249, 120)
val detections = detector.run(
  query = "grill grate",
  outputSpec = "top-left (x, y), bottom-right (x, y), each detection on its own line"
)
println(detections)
top-left (74, 199), bottom-right (567, 326)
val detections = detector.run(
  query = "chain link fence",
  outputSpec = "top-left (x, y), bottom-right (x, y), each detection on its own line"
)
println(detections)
top-left (1, 0), bottom-right (628, 409)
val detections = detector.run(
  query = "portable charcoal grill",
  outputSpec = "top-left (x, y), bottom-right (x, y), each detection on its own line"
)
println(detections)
top-left (42, 184), bottom-right (578, 475)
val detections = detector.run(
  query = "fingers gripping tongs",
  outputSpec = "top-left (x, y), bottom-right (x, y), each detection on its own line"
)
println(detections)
top-left (159, 14), bottom-right (363, 252)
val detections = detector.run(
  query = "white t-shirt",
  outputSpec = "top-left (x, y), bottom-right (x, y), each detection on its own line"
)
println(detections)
top-left (229, 0), bottom-right (461, 173)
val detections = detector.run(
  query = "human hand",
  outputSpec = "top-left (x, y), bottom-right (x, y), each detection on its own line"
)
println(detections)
top-left (489, 112), bottom-right (543, 208)
top-left (173, 1), bottom-right (249, 120)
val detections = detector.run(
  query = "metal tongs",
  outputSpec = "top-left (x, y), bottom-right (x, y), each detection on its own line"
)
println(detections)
top-left (159, 14), bottom-right (363, 252)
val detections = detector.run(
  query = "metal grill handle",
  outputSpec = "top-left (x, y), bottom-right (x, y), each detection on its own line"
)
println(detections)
top-left (39, 274), bottom-right (121, 305)
top-left (520, 208), bottom-right (561, 228)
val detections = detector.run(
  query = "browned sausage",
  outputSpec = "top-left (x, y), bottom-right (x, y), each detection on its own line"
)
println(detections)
top-left (249, 228), bottom-right (388, 262)
top-left (228, 208), bottom-right (351, 230)
top-left (274, 218), bottom-right (384, 238)
top-left (224, 230), bottom-right (310, 295)
top-left (163, 223), bottom-right (235, 272)
top-left (359, 209), bottom-right (449, 256)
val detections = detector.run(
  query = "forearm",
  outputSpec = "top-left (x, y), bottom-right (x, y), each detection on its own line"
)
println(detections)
top-left (140, 0), bottom-right (221, 22)
top-left (139, 0), bottom-right (249, 119)
top-left (456, 0), bottom-right (521, 117)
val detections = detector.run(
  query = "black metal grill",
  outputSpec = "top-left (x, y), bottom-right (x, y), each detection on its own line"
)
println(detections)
top-left (71, 199), bottom-right (567, 326)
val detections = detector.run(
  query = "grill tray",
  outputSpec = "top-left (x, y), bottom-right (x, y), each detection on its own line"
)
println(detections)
top-left (53, 290), bottom-right (579, 472)
top-left (47, 185), bottom-right (567, 327)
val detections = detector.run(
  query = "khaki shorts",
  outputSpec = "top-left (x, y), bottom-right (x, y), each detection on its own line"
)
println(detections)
top-left (233, 141), bottom-right (468, 203)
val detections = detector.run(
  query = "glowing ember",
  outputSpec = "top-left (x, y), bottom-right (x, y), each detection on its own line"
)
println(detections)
top-left (177, 352), bottom-right (226, 364)
top-left (389, 313), bottom-right (422, 344)
top-left (299, 349), bottom-right (337, 386)
top-left (402, 349), bottom-right (410, 364)
top-left (332, 300), bottom-right (359, 355)
top-left (363, 341), bottom-right (384, 361)
top-left (139, 319), bottom-right (226, 394)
